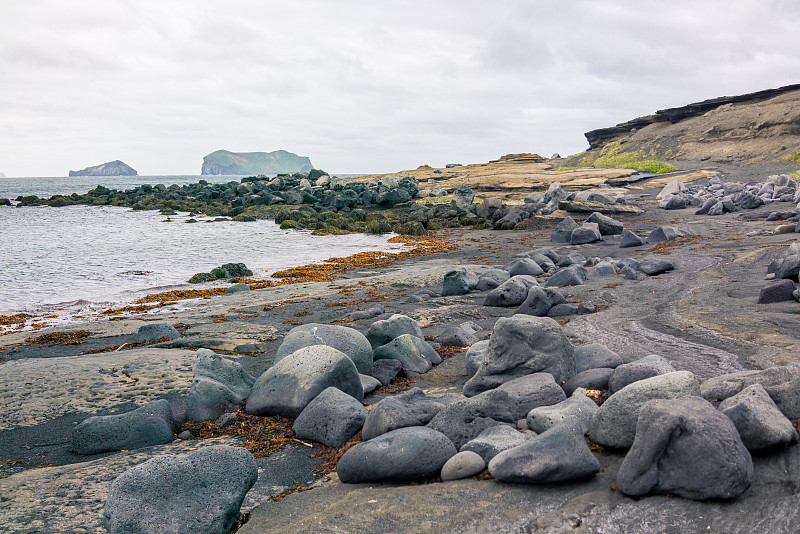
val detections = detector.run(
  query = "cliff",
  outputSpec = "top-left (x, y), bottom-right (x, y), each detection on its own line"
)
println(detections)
top-left (201, 150), bottom-right (313, 175)
top-left (580, 83), bottom-right (800, 164)
top-left (69, 160), bottom-right (137, 177)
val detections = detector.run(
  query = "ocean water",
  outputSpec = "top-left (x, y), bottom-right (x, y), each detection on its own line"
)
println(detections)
top-left (0, 176), bottom-right (402, 325)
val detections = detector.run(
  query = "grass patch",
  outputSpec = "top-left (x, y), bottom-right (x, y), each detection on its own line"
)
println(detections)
top-left (780, 150), bottom-right (800, 164)
top-left (580, 140), bottom-right (675, 173)
top-left (791, 170), bottom-right (800, 180)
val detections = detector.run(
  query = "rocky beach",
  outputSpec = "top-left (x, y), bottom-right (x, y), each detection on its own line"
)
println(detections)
top-left (3, 86), bottom-right (800, 534)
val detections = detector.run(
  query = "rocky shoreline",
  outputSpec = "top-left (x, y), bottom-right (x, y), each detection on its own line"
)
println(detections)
top-left (4, 160), bottom-right (800, 532)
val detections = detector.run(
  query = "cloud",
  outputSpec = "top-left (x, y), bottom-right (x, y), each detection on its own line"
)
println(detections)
top-left (0, 0), bottom-right (798, 176)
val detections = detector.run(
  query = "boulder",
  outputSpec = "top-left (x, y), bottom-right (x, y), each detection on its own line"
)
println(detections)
top-left (131, 323), bottom-right (181, 343)
top-left (758, 279), bottom-right (796, 304)
top-left (463, 316), bottom-right (575, 397)
top-left (719, 384), bottom-right (798, 450)
top-left (488, 418), bottom-right (600, 483)
top-left (350, 304), bottom-right (385, 321)
top-left (72, 399), bottom-right (177, 455)
top-left (292, 387), bottom-right (367, 448)
top-left (215, 413), bottom-right (237, 428)
top-left (103, 445), bottom-right (257, 534)
top-left (360, 374), bottom-right (382, 394)
top-left (620, 230), bottom-right (645, 248)
top-left (373, 334), bottom-right (441, 376)
top-left (548, 304), bottom-right (577, 317)
top-left (451, 186), bottom-right (476, 212)
top-left (700, 364), bottom-right (800, 419)
top-left (550, 217), bottom-right (578, 243)
top-left (660, 194), bottom-right (689, 210)
top-left (586, 261), bottom-right (617, 278)
top-left (585, 212), bottom-right (623, 235)
top-left (427, 390), bottom-right (517, 449)
top-left (656, 181), bottom-right (686, 200)
top-left (361, 387), bottom-right (447, 440)
top-left (557, 253), bottom-right (586, 267)
top-left (574, 343), bottom-right (624, 374)
top-left (648, 226), bottom-right (679, 243)
top-left (437, 325), bottom-right (479, 347)
top-left (442, 268), bottom-right (479, 296)
top-left (545, 265), bottom-right (586, 287)
top-left (246, 345), bottom-right (363, 417)
top-left (367, 359), bottom-right (403, 386)
top-left (617, 397), bottom-right (753, 500)
top-left (637, 257), bottom-right (675, 275)
top-left (337, 427), bottom-right (457, 483)
top-left (515, 286), bottom-right (565, 317)
top-left (589, 371), bottom-right (701, 449)
top-left (570, 223), bottom-right (602, 245)
top-left (225, 283), bottom-right (250, 295)
top-left (483, 275), bottom-right (540, 307)
top-left (476, 269), bottom-right (511, 290)
top-left (440, 451), bottom-right (486, 481)
top-left (465, 340), bottom-right (490, 378)
top-left (527, 389), bottom-right (599, 434)
top-left (274, 323), bottom-right (374, 373)
top-left (185, 349), bottom-right (255, 422)
top-left (562, 368), bottom-right (614, 396)
top-left (505, 258), bottom-right (544, 277)
top-left (496, 373), bottom-right (567, 419)
top-left (366, 314), bottom-right (424, 349)
top-left (460, 425), bottom-right (527, 463)
top-left (609, 354), bottom-right (676, 394)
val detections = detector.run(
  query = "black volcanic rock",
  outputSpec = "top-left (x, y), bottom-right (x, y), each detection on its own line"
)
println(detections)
top-left (69, 160), bottom-right (137, 177)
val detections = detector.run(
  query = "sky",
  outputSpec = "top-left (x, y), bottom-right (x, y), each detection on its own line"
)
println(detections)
top-left (1, 0), bottom-right (799, 177)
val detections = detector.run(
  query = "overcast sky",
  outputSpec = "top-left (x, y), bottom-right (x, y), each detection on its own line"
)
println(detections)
top-left (1, 0), bottom-right (799, 177)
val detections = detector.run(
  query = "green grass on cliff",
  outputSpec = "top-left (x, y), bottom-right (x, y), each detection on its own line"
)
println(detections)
top-left (579, 140), bottom-right (675, 173)
top-left (781, 150), bottom-right (800, 164)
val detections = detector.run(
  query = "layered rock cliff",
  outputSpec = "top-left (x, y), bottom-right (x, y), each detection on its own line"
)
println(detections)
top-left (201, 150), bottom-right (313, 175)
top-left (69, 160), bottom-right (137, 177)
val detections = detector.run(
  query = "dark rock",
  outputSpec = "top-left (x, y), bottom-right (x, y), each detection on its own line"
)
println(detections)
top-left (586, 212), bottom-right (624, 235)
top-left (558, 200), bottom-right (643, 215)
top-left (488, 418), bottom-right (600, 483)
top-left (550, 216), bottom-right (578, 243)
top-left (367, 359), bottom-right (403, 386)
top-left (292, 387), bottom-right (367, 448)
top-left (695, 197), bottom-right (718, 215)
top-left (366, 314), bottom-right (424, 349)
top-left (617, 397), bottom-right (753, 500)
top-left (515, 286), bottom-right (565, 317)
top-left (660, 194), bottom-right (689, 210)
top-left (463, 316), bottom-right (575, 396)
top-left (442, 268), bottom-right (479, 296)
top-left (103, 445), bottom-right (257, 534)
top-left (496, 373), bottom-right (567, 419)
top-left (574, 343), bottom-right (624, 374)
top-left (451, 186), bottom-right (476, 212)
top-left (563, 368), bottom-right (614, 396)
top-left (373, 334), bottom-right (441, 376)
top-left (274, 323), bottom-right (374, 373)
top-left (440, 451), bottom-right (486, 481)
top-left (210, 263), bottom-right (253, 279)
top-left (527, 389), bottom-right (599, 433)
top-left (545, 265), bottom-right (586, 287)
top-left (337, 427), bottom-right (457, 483)
top-left (215, 412), bottom-right (237, 428)
top-left (557, 252), bottom-right (586, 267)
top-left (465, 340), bottom-right (490, 378)
top-left (622, 267), bottom-right (647, 280)
top-left (177, 430), bottom-right (191, 440)
top-left (185, 349), bottom-right (256, 422)
top-left (609, 354), bottom-right (676, 394)
top-left (589, 371), bottom-right (701, 449)
top-left (638, 257), bottom-right (675, 275)
top-left (577, 302), bottom-right (597, 314)
top-left (360, 374), bottom-right (381, 394)
top-left (246, 345), bottom-right (363, 417)
top-left (586, 261), bottom-right (617, 278)
top-left (225, 283), bottom-right (250, 295)
top-left (460, 425), bottom-right (527, 462)
top-left (505, 257), bottom-right (545, 277)
top-left (350, 304), bottom-right (385, 321)
top-left (547, 304), bottom-right (577, 317)
top-left (758, 278), bottom-right (796, 304)
top-left (476, 269), bottom-right (510, 289)
top-left (131, 323), bottom-right (181, 343)
top-left (570, 223), bottom-right (602, 245)
top-left (437, 326), bottom-right (479, 347)
top-left (700, 364), bottom-right (800, 419)
top-left (648, 226), bottom-right (679, 243)
top-left (719, 384), bottom-right (798, 450)
top-left (361, 388), bottom-right (446, 440)
top-left (483, 275), bottom-right (540, 307)
top-left (72, 399), bottom-right (177, 455)
top-left (427, 390), bottom-right (517, 449)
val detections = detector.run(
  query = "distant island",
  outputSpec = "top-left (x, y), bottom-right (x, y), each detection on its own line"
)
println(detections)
top-left (69, 160), bottom-right (137, 177)
top-left (201, 149), bottom-right (313, 175)
top-left (0, 172), bottom-right (6, 178)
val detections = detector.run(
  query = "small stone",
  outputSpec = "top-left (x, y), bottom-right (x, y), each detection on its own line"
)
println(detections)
top-left (460, 425), bottom-right (527, 462)
top-left (177, 430), bottom-right (192, 440)
top-left (440, 451), bottom-right (486, 481)
top-left (215, 413), bottom-right (237, 428)
top-left (758, 279), bottom-right (796, 304)
top-left (620, 230), bottom-right (645, 248)
top-left (648, 226), bottom-right (679, 243)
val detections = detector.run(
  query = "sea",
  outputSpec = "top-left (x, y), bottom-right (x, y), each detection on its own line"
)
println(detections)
top-left (0, 175), bottom-right (404, 329)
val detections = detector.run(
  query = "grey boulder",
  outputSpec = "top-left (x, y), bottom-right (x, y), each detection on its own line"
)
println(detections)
top-left (185, 349), bottom-right (255, 422)
top-left (463, 315), bottom-right (575, 396)
top-left (563, 368), bottom-right (614, 396)
top-left (488, 418), bottom-right (600, 483)
top-left (527, 389), bottom-right (599, 434)
top-left (72, 399), bottom-right (177, 455)
top-left (437, 326), bottom-right (479, 347)
top-left (617, 397), bottom-right (753, 500)
top-left (700, 364), bottom-right (800, 419)
top-left (545, 265), bottom-right (586, 287)
top-left (483, 275), bottom-right (540, 307)
top-left (585, 212), bottom-right (623, 235)
top-left (440, 451), bottom-right (486, 481)
top-left (361, 387), bottom-right (446, 440)
top-left (719, 383), bottom-right (798, 450)
top-left (648, 226), bottom-right (679, 243)
top-left (103, 445), bottom-right (257, 534)
top-left (758, 279), bottom-right (795, 304)
top-left (373, 334), bottom-right (441, 376)
top-left (292, 387), bottom-right (367, 448)
top-left (275, 323), bottom-right (374, 373)
top-left (465, 340), bottom-right (490, 378)
top-left (609, 354), bottom-right (675, 394)
top-left (637, 257), bottom-right (675, 275)
top-left (246, 345), bottom-right (363, 417)
top-left (360, 374), bottom-right (382, 394)
top-left (515, 286), bottom-right (566, 317)
top-left (367, 359), bottom-right (403, 386)
top-left (551, 216), bottom-right (579, 243)
top-left (337, 427), bottom-right (457, 483)
top-left (427, 389), bottom-right (517, 449)
top-left (442, 268), bottom-right (479, 296)
top-left (505, 257), bottom-right (544, 277)
top-left (460, 424), bottom-right (527, 462)
top-left (496, 372), bottom-right (567, 419)
top-left (570, 223), bottom-right (602, 245)
top-left (131, 323), bottom-right (181, 343)
top-left (574, 343), bottom-right (624, 374)
top-left (589, 371), bottom-right (701, 449)
top-left (620, 230), bottom-right (645, 248)
top-left (366, 314), bottom-right (424, 349)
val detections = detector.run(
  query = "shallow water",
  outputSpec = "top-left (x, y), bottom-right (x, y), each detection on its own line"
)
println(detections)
top-left (0, 204), bottom-right (403, 318)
